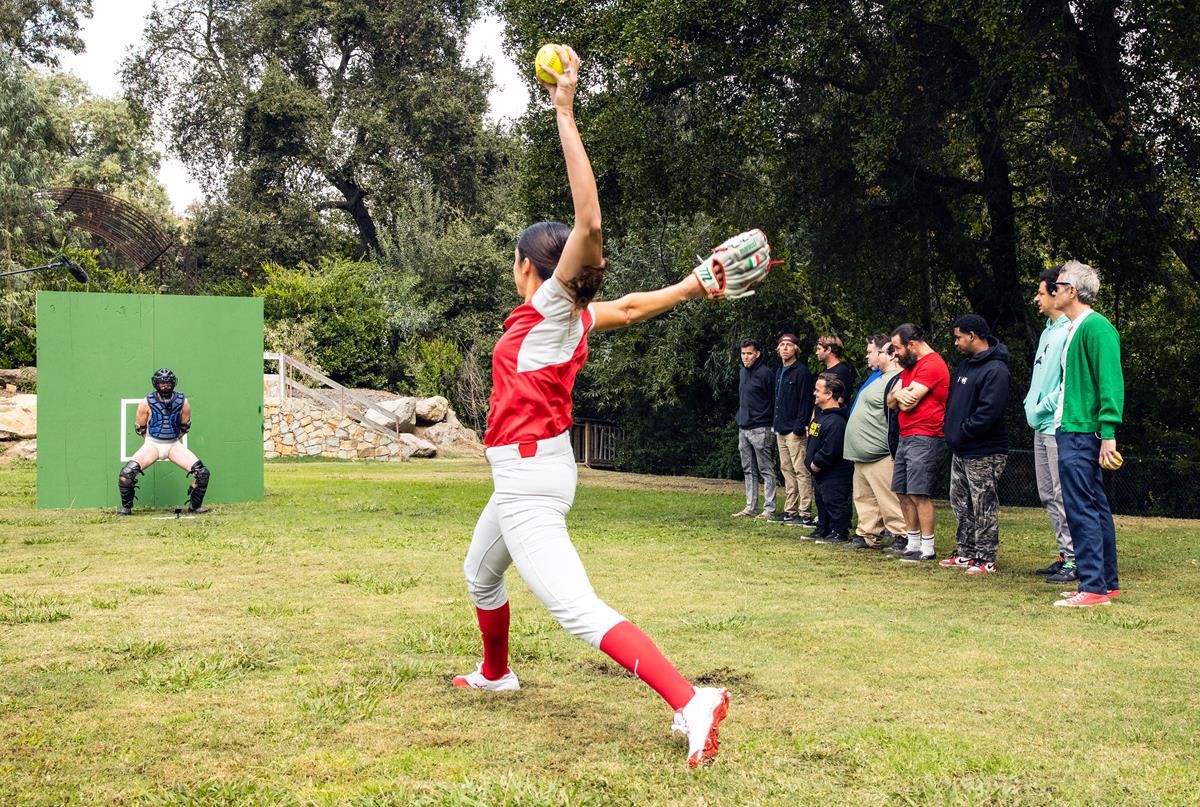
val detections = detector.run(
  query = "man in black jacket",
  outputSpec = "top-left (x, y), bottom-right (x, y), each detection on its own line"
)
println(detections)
top-left (772, 333), bottom-right (816, 525)
top-left (734, 339), bottom-right (777, 518)
top-left (806, 374), bottom-right (853, 543)
top-left (941, 314), bottom-right (1010, 574)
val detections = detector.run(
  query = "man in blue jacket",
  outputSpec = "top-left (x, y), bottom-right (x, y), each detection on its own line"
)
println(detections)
top-left (772, 333), bottom-right (815, 525)
top-left (734, 339), bottom-right (776, 518)
top-left (941, 315), bottom-right (1010, 574)
top-left (806, 374), bottom-right (853, 543)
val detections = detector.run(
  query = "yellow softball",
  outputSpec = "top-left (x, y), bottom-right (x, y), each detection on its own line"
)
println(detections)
top-left (1101, 450), bottom-right (1124, 471)
top-left (535, 44), bottom-right (563, 85)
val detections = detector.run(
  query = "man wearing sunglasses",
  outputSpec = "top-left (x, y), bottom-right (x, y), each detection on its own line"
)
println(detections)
top-left (1050, 261), bottom-right (1125, 608)
top-left (1025, 267), bottom-right (1076, 583)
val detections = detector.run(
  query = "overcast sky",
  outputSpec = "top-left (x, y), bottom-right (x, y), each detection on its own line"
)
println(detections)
top-left (58, 2), bottom-right (531, 215)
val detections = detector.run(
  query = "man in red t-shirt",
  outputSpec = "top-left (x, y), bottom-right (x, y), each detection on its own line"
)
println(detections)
top-left (886, 323), bottom-right (950, 561)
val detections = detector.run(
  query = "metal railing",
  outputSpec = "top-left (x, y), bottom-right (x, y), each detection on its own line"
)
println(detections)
top-left (263, 351), bottom-right (408, 440)
top-left (571, 419), bottom-right (624, 469)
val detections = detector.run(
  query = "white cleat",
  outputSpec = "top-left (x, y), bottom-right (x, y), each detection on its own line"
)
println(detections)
top-left (671, 686), bottom-right (731, 768)
top-left (451, 662), bottom-right (520, 691)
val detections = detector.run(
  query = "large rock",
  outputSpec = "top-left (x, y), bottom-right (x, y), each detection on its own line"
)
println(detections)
top-left (417, 419), bottom-right (479, 448)
top-left (397, 432), bottom-right (438, 459)
top-left (415, 396), bottom-right (449, 424)
top-left (0, 439), bottom-right (36, 464)
top-left (364, 397), bottom-right (417, 432)
top-left (0, 394), bottom-right (37, 439)
top-left (0, 368), bottom-right (35, 391)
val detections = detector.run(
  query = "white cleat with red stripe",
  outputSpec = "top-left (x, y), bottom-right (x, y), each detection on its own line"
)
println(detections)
top-left (451, 662), bottom-right (521, 691)
top-left (672, 687), bottom-right (731, 768)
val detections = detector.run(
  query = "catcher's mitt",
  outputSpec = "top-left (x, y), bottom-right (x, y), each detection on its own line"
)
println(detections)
top-left (692, 229), bottom-right (774, 300)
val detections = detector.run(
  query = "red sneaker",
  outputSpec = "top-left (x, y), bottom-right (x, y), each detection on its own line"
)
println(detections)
top-left (1053, 591), bottom-right (1111, 608)
top-left (939, 555), bottom-right (970, 569)
top-left (965, 561), bottom-right (996, 575)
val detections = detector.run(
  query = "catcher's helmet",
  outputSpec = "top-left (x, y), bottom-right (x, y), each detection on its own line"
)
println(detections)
top-left (151, 368), bottom-right (177, 394)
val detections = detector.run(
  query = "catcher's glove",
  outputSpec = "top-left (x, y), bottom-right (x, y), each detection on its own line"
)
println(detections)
top-left (180, 421), bottom-right (191, 435)
top-left (134, 423), bottom-right (146, 436)
top-left (692, 229), bottom-right (774, 300)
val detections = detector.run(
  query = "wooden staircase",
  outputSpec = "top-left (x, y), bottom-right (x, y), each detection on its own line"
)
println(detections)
top-left (263, 351), bottom-right (409, 440)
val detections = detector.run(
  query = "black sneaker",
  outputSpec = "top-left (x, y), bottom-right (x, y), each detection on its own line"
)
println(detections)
top-left (770, 512), bottom-right (797, 524)
top-left (843, 536), bottom-right (870, 549)
top-left (116, 506), bottom-right (133, 516)
top-left (187, 505), bottom-right (211, 514)
top-left (800, 530), bottom-right (826, 542)
top-left (793, 514), bottom-right (817, 527)
top-left (899, 550), bottom-right (936, 562)
top-left (815, 534), bottom-right (848, 544)
top-left (1036, 556), bottom-right (1065, 575)
top-left (883, 540), bottom-right (909, 555)
top-left (1046, 560), bottom-right (1078, 584)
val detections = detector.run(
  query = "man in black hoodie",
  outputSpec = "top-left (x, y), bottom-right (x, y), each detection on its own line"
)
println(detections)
top-left (941, 314), bottom-right (1010, 574)
top-left (806, 373), bottom-right (853, 543)
top-left (734, 339), bottom-right (777, 518)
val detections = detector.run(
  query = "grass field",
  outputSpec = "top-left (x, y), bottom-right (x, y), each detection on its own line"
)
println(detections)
top-left (1, 457), bottom-right (1199, 806)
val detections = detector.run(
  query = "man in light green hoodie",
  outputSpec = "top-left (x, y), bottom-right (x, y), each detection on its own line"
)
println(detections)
top-left (1024, 267), bottom-right (1075, 582)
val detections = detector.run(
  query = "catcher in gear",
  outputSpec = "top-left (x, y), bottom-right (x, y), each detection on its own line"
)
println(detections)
top-left (117, 368), bottom-right (211, 516)
top-left (453, 45), bottom-right (773, 769)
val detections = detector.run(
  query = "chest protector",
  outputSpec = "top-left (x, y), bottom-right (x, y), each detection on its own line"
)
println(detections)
top-left (147, 391), bottom-right (186, 440)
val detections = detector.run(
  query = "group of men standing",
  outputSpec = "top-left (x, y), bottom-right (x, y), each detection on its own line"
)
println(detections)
top-left (732, 260), bottom-right (1125, 608)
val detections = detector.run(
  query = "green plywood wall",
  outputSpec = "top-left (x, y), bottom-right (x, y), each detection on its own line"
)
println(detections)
top-left (36, 292), bottom-right (264, 509)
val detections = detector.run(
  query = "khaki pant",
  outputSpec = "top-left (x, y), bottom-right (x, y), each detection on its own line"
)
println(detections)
top-left (853, 456), bottom-right (906, 544)
top-left (776, 432), bottom-right (813, 516)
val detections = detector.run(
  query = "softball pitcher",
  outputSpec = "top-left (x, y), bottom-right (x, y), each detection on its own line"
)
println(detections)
top-left (454, 46), bottom-right (773, 768)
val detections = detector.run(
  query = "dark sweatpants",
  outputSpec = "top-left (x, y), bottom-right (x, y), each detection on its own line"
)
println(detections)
top-left (813, 470), bottom-right (853, 538)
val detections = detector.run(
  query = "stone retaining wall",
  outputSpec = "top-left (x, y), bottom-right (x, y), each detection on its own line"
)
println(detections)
top-left (263, 395), bottom-right (478, 461)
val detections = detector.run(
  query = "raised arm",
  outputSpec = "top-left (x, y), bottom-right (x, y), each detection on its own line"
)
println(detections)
top-left (541, 46), bottom-right (605, 307)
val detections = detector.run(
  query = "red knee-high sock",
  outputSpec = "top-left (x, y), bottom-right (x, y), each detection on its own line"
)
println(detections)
top-left (476, 603), bottom-right (510, 680)
top-left (599, 620), bottom-right (695, 710)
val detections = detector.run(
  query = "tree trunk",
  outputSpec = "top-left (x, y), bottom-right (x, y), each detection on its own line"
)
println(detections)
top-left (324, 171), bottom-right (379, 256)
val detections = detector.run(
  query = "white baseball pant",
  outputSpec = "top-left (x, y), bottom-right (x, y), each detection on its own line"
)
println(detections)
top-left (463, 430), bottom-right (625, 648)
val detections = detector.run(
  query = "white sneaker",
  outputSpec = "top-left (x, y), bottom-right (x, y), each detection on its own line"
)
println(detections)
top-left (451, 662), bottom-right (520, 691)
top-left (671, 686), bottom-right (731, 768)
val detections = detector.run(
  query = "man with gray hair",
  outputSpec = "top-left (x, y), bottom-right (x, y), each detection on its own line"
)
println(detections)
top-left (1051, 261), bottom-right (1125, 608)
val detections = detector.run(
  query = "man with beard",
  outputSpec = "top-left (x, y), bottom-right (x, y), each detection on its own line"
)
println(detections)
top-left (845, 334), bottom-right (907, 549)
top-left (887, 324), bottom-right (950, 562)
top-left (940, 315), bottom-right (1011, 575)
top-left (772, 333), bottom-right (816, 525)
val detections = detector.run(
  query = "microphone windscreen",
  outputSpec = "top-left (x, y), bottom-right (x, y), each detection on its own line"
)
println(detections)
top-left (66, 260), bottom-right (89, 283)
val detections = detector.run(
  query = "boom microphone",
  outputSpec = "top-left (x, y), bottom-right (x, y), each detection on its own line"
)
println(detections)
top-left (64, 258), bottom-right (89, 283)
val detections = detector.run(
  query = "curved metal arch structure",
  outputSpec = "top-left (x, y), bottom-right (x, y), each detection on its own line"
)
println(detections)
top-left (46, 187), bottom-right (176, 272)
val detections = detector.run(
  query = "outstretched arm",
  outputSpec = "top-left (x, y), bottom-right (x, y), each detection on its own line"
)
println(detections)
top-left (541, 46), bottom-right (605, 307)
top-left (591, 276), bottom-right (706, 332)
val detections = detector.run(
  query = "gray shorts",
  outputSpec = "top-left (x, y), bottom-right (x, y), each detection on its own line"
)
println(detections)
top-left (891, 435), bottom-right (945, 496)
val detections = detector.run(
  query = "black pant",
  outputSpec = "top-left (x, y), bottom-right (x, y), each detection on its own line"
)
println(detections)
top-left (814, 469), bottom-right (853, 538)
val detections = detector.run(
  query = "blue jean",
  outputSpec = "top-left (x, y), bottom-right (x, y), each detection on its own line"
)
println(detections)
top-left (1056, 431), bottom-right (1119, 594)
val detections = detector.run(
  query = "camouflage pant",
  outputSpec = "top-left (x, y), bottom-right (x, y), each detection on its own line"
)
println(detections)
top-left (950, 453), bottom-right (1007, 563)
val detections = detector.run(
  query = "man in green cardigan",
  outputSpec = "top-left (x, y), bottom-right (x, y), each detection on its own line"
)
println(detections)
top-left (1051, 261), bottom-right (1125, 608)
